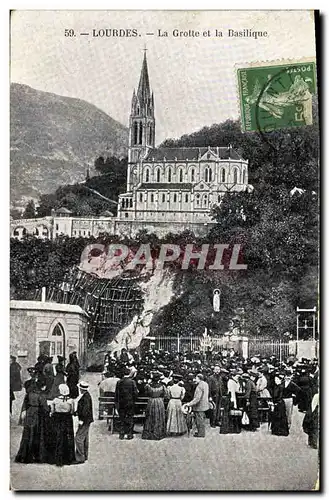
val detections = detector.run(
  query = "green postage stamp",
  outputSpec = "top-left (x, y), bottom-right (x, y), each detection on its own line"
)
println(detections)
top-left (237, 61), bottom-right (317, 132)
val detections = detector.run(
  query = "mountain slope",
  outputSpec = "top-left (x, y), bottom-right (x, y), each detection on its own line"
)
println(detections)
top-left (10, 83), bottom-right (128, 208)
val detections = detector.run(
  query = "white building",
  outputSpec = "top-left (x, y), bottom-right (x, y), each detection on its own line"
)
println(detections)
top-left (117, 53), bottom-right (251, 227)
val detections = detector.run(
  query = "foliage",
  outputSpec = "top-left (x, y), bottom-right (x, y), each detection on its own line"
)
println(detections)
top-left (36, 156), bottom-right (128, 217)
top-left (23, 200), bottom-right (36, 219)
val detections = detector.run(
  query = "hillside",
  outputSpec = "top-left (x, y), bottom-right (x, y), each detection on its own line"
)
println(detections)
top-left (10, 83), bottom-right (128, 208)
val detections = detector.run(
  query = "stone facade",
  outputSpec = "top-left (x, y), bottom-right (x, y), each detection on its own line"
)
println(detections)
top-left (10, 300), bottom-right (89, 379)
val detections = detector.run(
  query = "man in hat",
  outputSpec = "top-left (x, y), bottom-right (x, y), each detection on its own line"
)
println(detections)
top-left (240, 371), bottom-right (259, 431)
top-left (56, 355), bottom-right (65, 372)
top-left (182, 373), bottom-right (196, 403)
top-left (24, 367), bottom-right (37, 394)
top-left (208, 365), bottom-right (225, 427)
top-left (115, 366), bottom-right (139, 439)
top-left (42, 356), bottom-right (54, 394)
top-left (74, 381), bottom-right (94, 464)
top-left (10, 355), bottom-right (22, 393)
top-left (34, 355), bottom-right (47, 377)
top-left (186, 373), bottom-right (209, 438)
top-left (282, 369), bottom-right (301, 429)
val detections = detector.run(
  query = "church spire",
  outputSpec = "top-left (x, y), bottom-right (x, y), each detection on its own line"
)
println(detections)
top-left (128, 51), bottom-right (155, 165)
top-left (137, 51), bottom-right (151, 105)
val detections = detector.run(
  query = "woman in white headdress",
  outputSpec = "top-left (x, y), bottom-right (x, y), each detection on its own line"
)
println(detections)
top-left (50, 384), bottom-right (75, 466)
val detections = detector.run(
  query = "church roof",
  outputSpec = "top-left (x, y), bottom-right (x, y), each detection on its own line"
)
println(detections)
top-left (144, 146), bottom-right (242, 162)
top-left (139, 183), bottom-right (192, 190)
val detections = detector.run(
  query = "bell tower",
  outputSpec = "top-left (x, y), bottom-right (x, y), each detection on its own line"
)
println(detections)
top-left (128, 50), bottom-right (155, 164)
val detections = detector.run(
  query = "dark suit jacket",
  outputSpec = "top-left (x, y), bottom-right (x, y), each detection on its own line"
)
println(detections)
top-left (115, 377), bottom-right (138, 409)
top-left (208, 374), bottom-right (225, 399)
top-left (77, 391), bottom-right (94, 425)
top-left (282, 381), bottom-right (301, 399)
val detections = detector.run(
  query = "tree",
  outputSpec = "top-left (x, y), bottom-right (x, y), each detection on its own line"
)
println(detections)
top-left (23, 200), bottom-right (36, 219)
top-left (10, 208), bottom-right (22, 220)
top-left (94, 156), bottom-right (105, 171)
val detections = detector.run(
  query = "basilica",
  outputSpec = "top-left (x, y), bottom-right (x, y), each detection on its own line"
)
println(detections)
top-left (117, 52), bottom-right (251, 231)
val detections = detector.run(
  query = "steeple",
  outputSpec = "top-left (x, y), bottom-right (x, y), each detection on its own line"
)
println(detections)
top-left (128, 51), bottom-right (155, 166)
top-left (137, 51), bottom-right (151, 106)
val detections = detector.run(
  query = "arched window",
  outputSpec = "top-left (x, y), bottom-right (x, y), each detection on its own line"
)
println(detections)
top-left (196, 194), bottom-right (200, 206)
top-left (168, 168), bottom-right (172, 183)
top-left (137, 106), bottom-right (140, 115)
top-left (139, 122), bottom-right (143, 145)
top-left (52, 324), bottom-right (63, 336)
top-left (191, 169), bottom-right (195, 182)
top-left (34, 228), bottom-right (39, 236)
top-left (233, 168), bottom-right (238, 184)
top-left (156, 168), bottom-right (160, 183)
top-left (179, 169), bottom-right (183, 183)
top-left (185, 194), bottom-right (189, 203)
top-left (221, 169), bottom-right (226, 183)
top-left (162, 194), bottom-right (165, 203)
top-left (242, 170), bottom-right (246, 184)
top-left (149, 126), bottom-right (153, 144)
top-left (133, 122), bottom-right (138, 145)
top-left (22, 228), bottom-right (27, 236)
top-left (151, 194), bottom-right (154, 203)
top-left (205, 166), bottom-right (212, 183)
top-left (203, 194), bottom-right (208, 207)
top-left (139, 193), bottom-right (143, 202)
top-left (207, 153), bottom-right (211, 159)
top-left (129, 199), bottom-right (133, 208)
top-left (50, 323), bottom-right (64, 357)
top-left (145, 168), bottom-right (150, 182)
top-left (173, 194), bottom-right (177, 203)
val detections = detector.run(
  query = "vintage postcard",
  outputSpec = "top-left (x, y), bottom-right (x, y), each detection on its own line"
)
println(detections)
top-left (10, 10), bottom-right (319, 491)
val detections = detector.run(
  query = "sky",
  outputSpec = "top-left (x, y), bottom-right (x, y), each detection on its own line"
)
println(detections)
top-left (10, 10), bottom-right (316, 145)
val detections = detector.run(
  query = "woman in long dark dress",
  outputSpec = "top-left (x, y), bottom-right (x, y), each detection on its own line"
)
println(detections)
top-left (50, 383), bottom-right (75, 466)
top-left (302, 392), bottom-right (319, 449)
top-left (270, 375), bottom-right (289, 437)
top-left (66, 352), bottom-right (80, 399)
top-left (49, 364), bottom-right (66, 399)
top-left (240, 372), bottom-right (259, 431)
top-left (220, 371), bottom-right (242, 434)
top-left (142, 372), bottom-right (167, 440)
top-left (15, 380), bottom-right (50, 463)
top-left (297, 370), bottom-right (313, 413)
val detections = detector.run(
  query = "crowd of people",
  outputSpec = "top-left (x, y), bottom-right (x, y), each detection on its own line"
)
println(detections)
top-left (11, 353), bottom-right (93, 466)
top-left (10, 345), bottom-right (319, 468)
top-left (102, 347), bottom-right (319, 446)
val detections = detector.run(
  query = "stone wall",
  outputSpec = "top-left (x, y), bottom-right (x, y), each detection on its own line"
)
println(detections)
top-left (11, 214), bottom-right (215, 240)
top-left (115, 219), bottom-right (216, 238)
